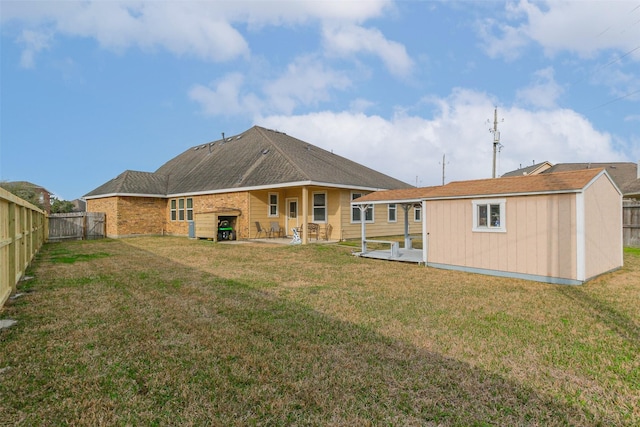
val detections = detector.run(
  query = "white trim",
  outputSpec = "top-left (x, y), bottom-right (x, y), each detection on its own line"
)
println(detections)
top-left (312, 191), bottom-right (327, 223)
top-left (268, 192), bottom-right (279, 217)
top-left (351, 191), bottom-right (374, 223)
top-left (472, 199), bottom-right (506, 233)
top-left (85, 180), bottom-right (393, 200)
top-left (422, 200), bottom-right (428, 264)
top-left (387, 203), bottom-right (397, 223)
top-left (350, 189), bottom-right (585, 206)
top-left (576, 192), bottom-right (586, 281)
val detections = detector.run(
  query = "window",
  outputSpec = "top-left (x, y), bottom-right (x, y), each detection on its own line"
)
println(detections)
top-left (268, 193), bottom-right (279, 217)
top-left (170, 197), bottom-right (193, 222)
top-left (186, 198), bottom-right (193, 221)
top-left (178, 198), bottom-right (185, 221)
top-left (351, 192), bottom-right (373, 223)
top-left (473, 199), bottom-right (506, 232)
top-left (170, 199), bottom-right (177, 221)
top-left (388, 204), bottom-right (397, 222)
top-left (313, 192), bottom-right (327, 222)
top-left (414, 205), bottom-right (421, 222)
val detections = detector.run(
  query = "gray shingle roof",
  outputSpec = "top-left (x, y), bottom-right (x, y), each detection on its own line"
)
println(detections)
top-left (85, 126), bottom-right (411, 198)
top-left (503, 161), bottom-right (639, 197)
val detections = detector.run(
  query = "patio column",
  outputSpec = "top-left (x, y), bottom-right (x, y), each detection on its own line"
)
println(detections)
top-left (402, 204), bottom-right (411, 248)
top-left (302, 186), bottom-right (309, 245)
top-left (360, 204), bottom-right (368, 253)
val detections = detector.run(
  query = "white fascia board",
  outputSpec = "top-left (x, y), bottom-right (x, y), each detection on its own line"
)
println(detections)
top-left (582, 169), bottom-right (623, 195)
top-left (170, 181), bottom-right (389, 198)
top-left (424, 189), bottom-right (583, 201)
top-left (86, 181), bottom-right (401, 200)
top-left (351, 198), bottom-right (423, 206)
top-left (83, 193), bottom-right (165, 200)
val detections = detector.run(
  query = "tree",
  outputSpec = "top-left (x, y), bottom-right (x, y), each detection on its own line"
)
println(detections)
top-left (50, 197), bottom-right (75, 214)
top-left (0, 181), bottom-right (45, 210)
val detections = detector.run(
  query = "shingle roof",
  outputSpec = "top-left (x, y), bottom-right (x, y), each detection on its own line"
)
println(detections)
top-left (503, 161), bottom-right (639, 197)
top-left (84, 170), bottom-right (169, 197)
top-left (85, 126), bottom-right (411, 198)
top-left (354, 168), bottom-right (609, 204)
top-left (544, 163), bottom-right (637, 195)
top-left (501, 161), bottom-right (552, 177)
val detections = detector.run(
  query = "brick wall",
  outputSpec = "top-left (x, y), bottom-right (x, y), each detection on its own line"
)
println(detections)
top-left (165, 192), bottom-right (251, 238)
top-left (87, 196), bottom-right (165, 238)
top-left (87, 197), bottom-right (118, 237)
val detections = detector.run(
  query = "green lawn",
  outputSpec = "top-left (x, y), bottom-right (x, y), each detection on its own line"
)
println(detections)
top-left (1, 237), bottom-right (638, 426)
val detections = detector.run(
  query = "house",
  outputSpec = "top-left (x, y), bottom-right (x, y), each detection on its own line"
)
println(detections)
top-left (84, 126), bottom-right (418, 243)
top-left (0, 181), bottom-right (52, 214)
top-left (503, 161), bottom-right (640, 199)
top-left (352, 168), bottom-right (622, 285)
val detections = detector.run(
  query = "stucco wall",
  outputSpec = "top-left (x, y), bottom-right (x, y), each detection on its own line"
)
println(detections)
top-left (427, 193), bottom-right (578, 281)
top-left (584, 175), bottom-right (623, 279)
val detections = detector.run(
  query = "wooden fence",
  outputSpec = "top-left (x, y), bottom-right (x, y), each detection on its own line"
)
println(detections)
top-left (48, 212), bottom-right (105, 241)
top-left (623, 201), bottom-right (640, 248)
top-left (1, 187), bottom-right (47, 309)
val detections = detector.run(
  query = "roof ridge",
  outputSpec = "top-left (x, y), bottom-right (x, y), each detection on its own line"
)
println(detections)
top-left (254, 126), bottom-right (310, 180)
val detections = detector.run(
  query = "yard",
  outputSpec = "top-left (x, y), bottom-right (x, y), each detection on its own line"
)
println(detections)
top-left (1, 237), bottom-right (638, 426)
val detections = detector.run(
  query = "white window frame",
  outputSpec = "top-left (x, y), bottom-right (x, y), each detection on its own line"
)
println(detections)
top-left (170, 199), bottom-right (177, 221)
top-left (388, 204), bottom-right (397, 223)
top-left (313, 191), bottom-right (327, 223)
top-left (268, 192), bottom-right (279, 217)
top-left (472, 199), bottom-right (506, 232)
top-left (186, 198), bottom-right (193, 221)
top-left (414, 205), bottom-right (421, 222)
top-left (178, 198), bottom-right (185, 221)
top-left (351, 192), bottom-right (373, 223)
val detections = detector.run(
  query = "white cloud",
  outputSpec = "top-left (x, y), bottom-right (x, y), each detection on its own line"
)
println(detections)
top-left (480, 0), bottom-right (640, 60)
top-left (322, 24), bottom-right (414, 77)
top-left (189, 73), bottom-right (262, 117)
top-left (1, 0), bottom-right (394, 65)
top-left (515, 67), bottom-right (563, 109)
top-left (17, 29), bottom-right (51, 68)
top-left (258, 88), bottom-right (628, 186)
top-left (263, 55), bottom-right (351, 114)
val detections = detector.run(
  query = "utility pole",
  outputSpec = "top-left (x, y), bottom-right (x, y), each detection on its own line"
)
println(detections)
top-left (441, 153), bottom-right (447, 185)
top-left (489, 107), bottom-right (503, 178)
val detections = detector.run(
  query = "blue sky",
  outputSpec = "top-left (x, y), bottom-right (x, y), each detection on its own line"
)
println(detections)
top-left (1, 0), bottom-right (639, 200)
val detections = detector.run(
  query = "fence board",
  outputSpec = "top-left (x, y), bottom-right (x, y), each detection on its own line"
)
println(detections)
top-left (1, 187), bottom-right (46, 309)
top-left (623, 203), bottom-right (640, 248)
top-left (48, 212), bottom-right (105, 241)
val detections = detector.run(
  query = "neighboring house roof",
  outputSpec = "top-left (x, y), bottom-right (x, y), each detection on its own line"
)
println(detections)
top-left (85, 126), bottom-right (411, 198)
top-left (353, 168), bottom-right (613, 204)
top-left (501, 161), bottom-right (552, 177)
top-left (503, 161), bottom-right (639, 197)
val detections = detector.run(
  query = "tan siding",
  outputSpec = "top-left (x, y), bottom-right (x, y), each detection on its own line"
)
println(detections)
top-left (584, 175), bottom-right (623, 278)
top-left (557, 195), bottom-right (576, 279)
top-left (427, 194), bottom-right (581, 281)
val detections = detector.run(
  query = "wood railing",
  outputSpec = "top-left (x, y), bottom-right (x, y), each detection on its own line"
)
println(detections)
top-left (0, 187), bottom-right (47, 309)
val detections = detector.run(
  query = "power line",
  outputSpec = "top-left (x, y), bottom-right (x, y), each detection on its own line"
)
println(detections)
top-left (590, 88), bottom-right (640, 111)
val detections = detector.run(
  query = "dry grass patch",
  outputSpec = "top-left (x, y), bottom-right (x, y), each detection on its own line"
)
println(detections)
top-left (1, 237), bottom-right (638, 426)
